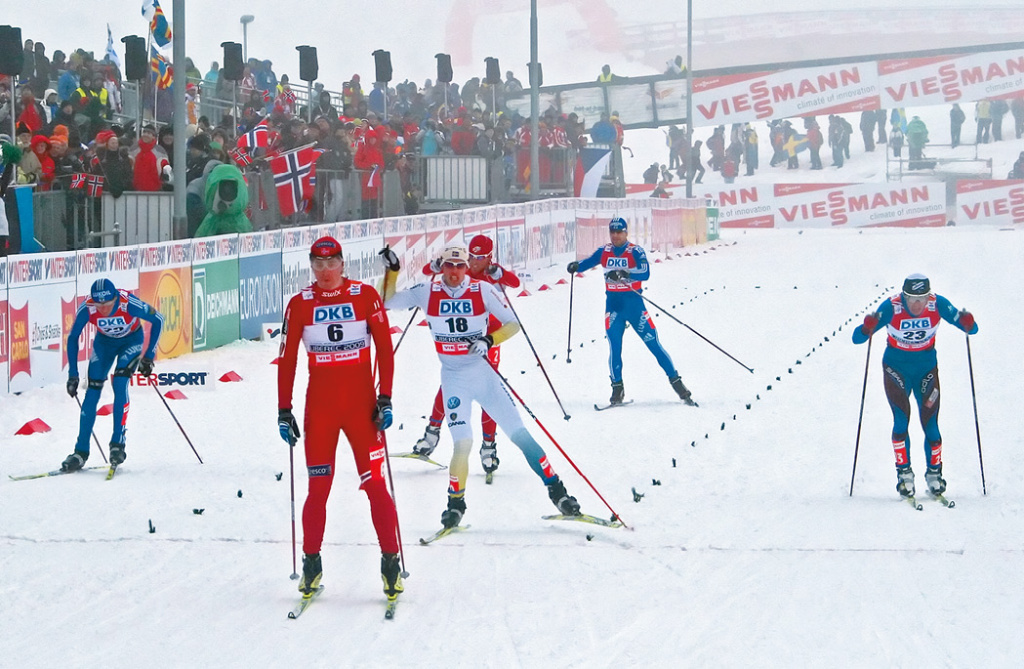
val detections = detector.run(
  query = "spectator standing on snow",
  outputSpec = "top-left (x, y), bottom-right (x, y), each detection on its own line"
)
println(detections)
top-left (949, 104), bottom-right (966, 148)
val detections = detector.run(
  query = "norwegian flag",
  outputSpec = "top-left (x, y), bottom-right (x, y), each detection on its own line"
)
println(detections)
top-left (236, 118), bottom-right (269, 152)
top-left (70, 173), bottom-right (87, 190)
top-left (86, 174), bottom-right (105, 198)
top-left (269, 146), bottom-right (320, 217)
top-left (283, 89), bottom-right (297, 105)
top-left (229, 147), bottom-right (252, 167)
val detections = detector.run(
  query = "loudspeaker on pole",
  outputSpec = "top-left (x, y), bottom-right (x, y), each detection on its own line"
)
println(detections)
top-left (372, 49), bottom-right (392, 83)
top-left (0, 25), bottom-right (25, 76)
top-left (435, 53), bottom-right (453, 84)
top-left (296, 45), bottom-right (318, 83)
top-left (122, 35), bottom-right (147, 81)
top-left (221, 41), bottom-right (244, 81)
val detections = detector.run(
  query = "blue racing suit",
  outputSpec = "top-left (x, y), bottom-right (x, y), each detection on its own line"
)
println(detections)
top-left (852, 292), bottom-right (977, 470)
top-left (576, 241), bottom-right (678, 383)
top-left (66, 289), bottom-right (164, 452)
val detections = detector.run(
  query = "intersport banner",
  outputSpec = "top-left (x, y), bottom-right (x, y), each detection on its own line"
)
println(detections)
top-left (713, 183), bottom-right (946, 228)
top-left (692, 62), bottom-right (880, 126)
top-left (956, 180), bottom-right (1024, 226)
top-left (880, 49), bottom-right (1024, 106)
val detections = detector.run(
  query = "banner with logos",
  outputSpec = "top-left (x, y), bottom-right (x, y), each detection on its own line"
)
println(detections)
top-left (238, 230), bottom-right (284, 341)
top-left (880, 49), bottom-right (1024, 107)
top-left (138, 240), bottom-right (193, 360)
top-left (0, 257), bottom-right (8, 393)
top-left (191, 235), bottom-right (241, 352)
top-left (6, 251), bottom-right (78, 393)
top-left (710, 182), bottom-right (947, 228)
top-left (955, 179), bottom-right (1024, 226)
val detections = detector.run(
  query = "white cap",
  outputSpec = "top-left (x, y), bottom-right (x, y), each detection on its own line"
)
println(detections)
top-left (440, 246), bottom-right (469, 265)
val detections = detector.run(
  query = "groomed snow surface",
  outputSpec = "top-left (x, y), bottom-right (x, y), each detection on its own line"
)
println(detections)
top-left (2, 226), bottom-right (1021, 666)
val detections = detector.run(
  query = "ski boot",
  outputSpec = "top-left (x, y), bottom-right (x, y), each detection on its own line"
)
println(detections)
top-left (896, 467), bottom-right (916, 498)
top-left (610, 381), bottom-right (625, 406)
top-left (440, 496), bottom-right (467, 528)
top-left (61, 450), bottom-right (89, 472)
top-left (109, 442), bottom-right (126, 466)
top-left (480, 440), bottom-right (499, 474)
top-left (669, 375), bottom-right (693, 403)
top-left (381, 553), bottom-right (404, 598)
top-left (413, 424), bottom-right (441, 457)
top-left (298, 552), bottom-right (322, 594)
top-left (925, 465), bottom-right (946, 495)
top-left (547, 477), bottom-right (581, 516)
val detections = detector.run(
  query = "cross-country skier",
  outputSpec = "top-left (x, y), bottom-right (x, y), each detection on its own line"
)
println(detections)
top-left (62, 278), bottom-right (164, 471)
top-left (381, 244), bottom-right (580, 529)
top-left (853, 273), bottom-right (978, 498)
top-left (277, 237), bottom-right (403, 601)
top-left (410, 234), bottom-right (520, 479)
top-left (567, 216), bottom-right (692, 406)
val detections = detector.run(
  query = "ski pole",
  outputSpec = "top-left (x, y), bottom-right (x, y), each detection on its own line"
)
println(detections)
top-left (393, 307), bottom-right (421, 354)
top-left (150, 384), bottom-right (203, 463)
top-left (500, 285), bottom-right (571, 420)
top-left (965, 335), bottom-right (986, 495)
top-left (849, 336), bottom-right (872, 496)
top-left (628, 287), bottom-right (754, 374)
top-left (566, 271), bottom-right (575, 364)
top-left (372, 359), bottom-right (408, 577)
top-left (491, 366), bottom-right (628, 529)
top-left (288, 440), bottom-right (299, 580)
top-left (75, 395), bottom-right (108, 464)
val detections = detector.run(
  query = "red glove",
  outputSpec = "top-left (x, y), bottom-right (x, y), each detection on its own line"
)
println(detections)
top-left (861, 312), bottom-right (880, 335)
top-left (958, 310), bottom-right (975, 330)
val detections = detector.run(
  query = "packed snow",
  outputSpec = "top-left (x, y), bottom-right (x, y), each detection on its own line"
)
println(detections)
top-left (2, 225), bottom-right (1022, 666)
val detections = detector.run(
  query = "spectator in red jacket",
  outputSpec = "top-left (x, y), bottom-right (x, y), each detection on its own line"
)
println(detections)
top-left (131, 124), bottom-right (167, 191)
top-left (353, 126), bottom-right (384, 218)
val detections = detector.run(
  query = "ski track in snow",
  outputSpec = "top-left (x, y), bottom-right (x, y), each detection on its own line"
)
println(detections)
top-left (2, 227), bottom-right (1023, 665)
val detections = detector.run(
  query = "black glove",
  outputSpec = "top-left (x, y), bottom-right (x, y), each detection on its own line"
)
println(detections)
top-left (379, 245), bottom-right (400, 272)
top-left (567, 261), bottom-right (580, 274)
top-left (278, 408), bottom-right (301, 445)
top-left (67, 377), bottom-right (79, 398)
top-left (606, 269), bottom-right (630, 282)
top-left (373, 394), bottom-right (393, 430)
top-left (468, 335), bottom-right (494, 358)
top-left (138, 357), bottom-right (155, 376)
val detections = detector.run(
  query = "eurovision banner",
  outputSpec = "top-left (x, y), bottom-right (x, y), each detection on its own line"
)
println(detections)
top-left (955, 179), bottom-right (1024, 226)
top-left (239, 230), bottom-right (284, 340)
top-left (6, 251), bottom-right (78, 393)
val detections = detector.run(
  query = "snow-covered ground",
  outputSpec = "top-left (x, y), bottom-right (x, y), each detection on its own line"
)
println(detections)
top-left (2, 225), bottom-right (1022, 666)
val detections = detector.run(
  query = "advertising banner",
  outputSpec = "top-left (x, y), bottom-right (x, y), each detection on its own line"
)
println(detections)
top-left (711, 183), bottom-right (946, 228)
top-left (191, 235), bottom-right (240, 352)
top-left (691, 62), bottom-right (880, 127)
top-left (74, 247), bottom-right (141, 368)
top-left (558, 86), bottom-right (607, 128)
top-left (0, 257), bottom-right (7, 393)
top-left (239, 230), bottom-right (283, 340)
top-left (138, 240), bottom-right (192, 360)
top-left (6, 251), bottom-right (78, 393)
top-left (880, 49), bottom-right (1024, 106)
top-left (955, 179), bottom-right (1024, 226)
top-left (281, 226), bottom-right (319, 310)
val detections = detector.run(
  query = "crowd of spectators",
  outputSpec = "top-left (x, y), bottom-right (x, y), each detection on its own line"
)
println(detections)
top-left (2, 35), bottom-right (635, 251)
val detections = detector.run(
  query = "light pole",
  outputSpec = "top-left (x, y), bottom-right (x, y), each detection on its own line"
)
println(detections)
top-left (240, 14), bottom-right (254, 62)
top-left (685, 0), bottom-right (693, 198)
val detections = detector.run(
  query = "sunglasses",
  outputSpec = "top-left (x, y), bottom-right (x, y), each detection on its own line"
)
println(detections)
top-left (468, 253), bottom-right (489, 261)
top-left (442, 261), bottom-right (468, 269)
top-left (310, 255), bottom-right (343, 269)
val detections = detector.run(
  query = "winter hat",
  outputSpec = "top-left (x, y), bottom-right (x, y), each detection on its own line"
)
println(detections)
top-left (609, 217), bottom-right (628, 231)
top-left (902, 273), bottom-right (930, 296)
top-left (48, 134), bottom-right (68, 148)
top-left (44, 88), bottom-right (58, 100)
top-left (440, 246), bottom-right (469, 266)
top-left (468, 235), bottom-right (493, 256)
top-left (310, 236), bottom-right (343, 258)
top-left (90, 278), bottom-right (118, 303)
top-left (94, 129), bottom-right (116, 146)
top-left (31, 135), bottom-right (51, 150)
top-left (52, 124), bottom-right (69, 139)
